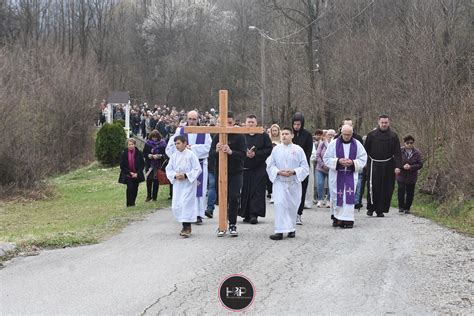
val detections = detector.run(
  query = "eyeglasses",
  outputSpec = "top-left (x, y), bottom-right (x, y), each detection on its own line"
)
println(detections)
top-left (187, 118), bottom-right (198, 121)
top-left (405, 141), bottom-right (414, 145)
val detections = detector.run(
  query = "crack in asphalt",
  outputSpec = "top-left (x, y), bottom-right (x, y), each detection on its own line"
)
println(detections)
top-left (141, 283), bottom-right (179, 315)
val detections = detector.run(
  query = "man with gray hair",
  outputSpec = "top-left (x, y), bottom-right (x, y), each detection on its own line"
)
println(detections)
top-left (323, 125), bottom-right (367, 228)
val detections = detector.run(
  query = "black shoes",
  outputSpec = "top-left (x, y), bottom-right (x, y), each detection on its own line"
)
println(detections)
top-left (366, 210), bottom-right (373, 216)
top-left (196, 216), bottom-right (203, 225)
top-left (270, 233), bottom-right (283, 240)
top-left (269, 232), bottom-right (295, 240)
top-left (229, 225), bottom-right (238, 237)
top-left (250, 217), bottom-right (258, 224)
top-left (205, 210), bottom-right (213, 218)
top-left (376, 213), bottom-right (385, 217)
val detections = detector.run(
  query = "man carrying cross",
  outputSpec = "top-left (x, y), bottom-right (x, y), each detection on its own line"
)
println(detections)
top-left (166, 110), bottom-right (212, 225)
top-left (323, 125), bottom-right (367, 228)
top-left (210, 112), bottom-right (247, 237)
top-left (183, 90), bottom-right (263, 236)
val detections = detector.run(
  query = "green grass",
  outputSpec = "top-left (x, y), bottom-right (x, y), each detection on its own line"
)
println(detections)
top-left (410, 194), bottom-right (473, 236)
top-left (391, 188), bottom-right (473, 236)
top-left (0, 163), bottom-right (170, 251)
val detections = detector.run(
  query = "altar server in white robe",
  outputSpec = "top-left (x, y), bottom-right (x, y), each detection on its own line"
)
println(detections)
top-left (266, 127), bottom-right (309, 240)
top-left (323, 125), bottom-right (367, 228)
top-left (166, 135), bottom-right (202, 238)
top-left (166, 110), bottom-right (212, 224)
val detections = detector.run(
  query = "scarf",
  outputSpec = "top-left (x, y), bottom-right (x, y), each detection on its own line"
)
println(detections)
top-left (335, 138), bottom-right (357, 207)
top-left (146, 139), bottom-right (166, 168)
top-left (128, 148), bottom-right (136, 174)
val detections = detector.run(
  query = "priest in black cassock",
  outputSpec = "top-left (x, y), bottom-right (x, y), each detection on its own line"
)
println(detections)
top-left (239, 115), bottom-right (273, 224)
top-left (364, 115), bottom-right (402, 217)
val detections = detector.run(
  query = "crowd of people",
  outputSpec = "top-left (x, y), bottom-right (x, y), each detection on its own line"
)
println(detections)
top-left (99, 102), bottom-right (219, 142)
top-left (117, 107), bottom-right (423, 239)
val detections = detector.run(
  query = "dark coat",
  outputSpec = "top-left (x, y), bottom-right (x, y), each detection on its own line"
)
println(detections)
top-left (396, 147), bottom-right (423, 184)
top-left (210, 133), bottom-right (247, 175)
top-left (292, 112), bottom-right (313, 163)
top-left (118, 148), bottom-right (145, 184)
top-left (143, 140), bottom-right (166, 172)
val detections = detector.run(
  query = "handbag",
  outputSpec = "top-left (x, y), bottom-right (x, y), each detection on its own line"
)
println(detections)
top-left (157, 168), bottom-right (170, 185)
top-left (157, 156), bottom-right (170, 185)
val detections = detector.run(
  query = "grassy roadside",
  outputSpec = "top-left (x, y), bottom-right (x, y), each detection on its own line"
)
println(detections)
top-left (0, 163), bottom-right (171, 252)
top-left (391, 189), bottom-right (473, 236)
top-left (410, 195), bottom-right (473, 236)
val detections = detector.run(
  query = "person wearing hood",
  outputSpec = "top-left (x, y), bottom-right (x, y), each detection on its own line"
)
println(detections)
top-left (291, 112), bottom-right (314, 225)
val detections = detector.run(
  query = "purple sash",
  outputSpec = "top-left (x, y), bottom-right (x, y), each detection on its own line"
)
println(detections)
top-left (180, 127), bottom-right (206, 197)
top-left (335, 138), bottom-right (357, 207)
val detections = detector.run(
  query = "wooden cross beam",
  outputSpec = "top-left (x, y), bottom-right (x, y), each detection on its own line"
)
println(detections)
top-left (184, 90), bottom-right (263, 232)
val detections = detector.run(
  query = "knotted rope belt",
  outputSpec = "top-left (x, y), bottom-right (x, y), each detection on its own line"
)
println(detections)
top-left (368, 156), bottom-right (393, 205)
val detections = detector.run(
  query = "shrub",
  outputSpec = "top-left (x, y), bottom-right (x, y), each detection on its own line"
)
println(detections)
top-left (113, 119), bottom-right (125, 127)
top-left (95, 123), bottom-right (126, 165)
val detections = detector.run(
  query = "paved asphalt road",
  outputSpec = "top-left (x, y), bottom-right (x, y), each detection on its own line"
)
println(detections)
top-left (1, 201), bottom-right (472, 315)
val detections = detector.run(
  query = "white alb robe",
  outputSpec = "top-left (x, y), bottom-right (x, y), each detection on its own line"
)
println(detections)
top-left (323, 139), bottom-right (367, 221)
top-left (305, 142), bottom-right (317, 207)
top-left (266, 143), bottom-right (309, 233)
top-left (166, 127), bottom-right (212, 217)
top-left (166, 149), bottom-right (202, 223)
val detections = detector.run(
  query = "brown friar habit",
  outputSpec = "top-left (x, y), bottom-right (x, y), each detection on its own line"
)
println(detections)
top-left (364, 127), bottom-right (402, 214)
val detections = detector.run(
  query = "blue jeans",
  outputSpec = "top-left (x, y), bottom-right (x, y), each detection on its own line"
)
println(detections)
top-left (313, 168), bottom-right (318, 200)
top-left (316, 170), bottom-right (330, 201)
top-left (207, 171), bottom-right (216, 212)
top-left (355, 172), bottom-right (363, 205)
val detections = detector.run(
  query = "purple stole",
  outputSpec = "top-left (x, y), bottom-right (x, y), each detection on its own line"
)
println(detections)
top-left (180, 127), bottom-right (206, 197)
top-left (335, 138), bottom-right (357, 207)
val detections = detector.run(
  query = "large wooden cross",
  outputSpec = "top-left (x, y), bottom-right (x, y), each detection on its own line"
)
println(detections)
top-left (184, 90), bottom-right (263, 232)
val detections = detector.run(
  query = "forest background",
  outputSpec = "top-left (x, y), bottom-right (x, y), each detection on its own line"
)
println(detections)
top-left (0, 0), bottom-right (472, 217)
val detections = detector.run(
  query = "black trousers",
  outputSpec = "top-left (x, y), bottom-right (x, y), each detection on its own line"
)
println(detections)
top-left (182, 222), bottom-right (191, 228)
top-left (227, 172), bottom-right (243, 226)
top-left (126, 178), bottom-right (140, 206)
top-left (266, 175), bottom-right (273, 195)
top-left (298, 176), bottom-right (309, 215)
top-left (397, 181), bottom-right (415, 211)
top-left (146, 179), bottom-right (159, 200)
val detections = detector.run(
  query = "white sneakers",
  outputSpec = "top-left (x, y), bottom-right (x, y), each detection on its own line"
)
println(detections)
top-left (296, 214), bottom-right (303, 225)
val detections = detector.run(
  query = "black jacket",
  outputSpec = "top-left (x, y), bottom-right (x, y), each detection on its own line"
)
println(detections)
top-left (244, 133), bottom-right (273, 169)
top-left (210, 133), bottom-right (247, 175)
top-left (118, 148), bottom-right (145, 184)
top-left (292, 112), bottom-right (314, 163)
top-left (143, 140), bottom-right (167, 172)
